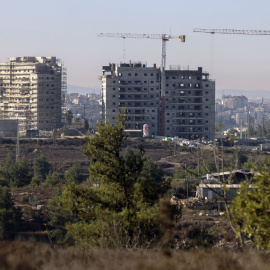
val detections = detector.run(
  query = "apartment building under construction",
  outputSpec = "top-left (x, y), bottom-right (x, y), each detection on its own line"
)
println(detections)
top-left (102, 62), bottom-right (215, 140)
top-left (0, 56), bottom-right (66, 131)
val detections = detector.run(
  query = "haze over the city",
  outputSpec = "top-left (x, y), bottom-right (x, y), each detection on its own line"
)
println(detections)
top-left (1, 0), bottom-right (270, 93)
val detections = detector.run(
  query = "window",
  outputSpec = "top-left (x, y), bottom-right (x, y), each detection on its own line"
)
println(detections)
top-left (144, 73), bottom-right (147, 76)
top-left (128, 73), bottom-right (131, 76)
top-left (135, 73), bottom-right (138, 76)
top-left (151, 73), bottom-right (153, 76)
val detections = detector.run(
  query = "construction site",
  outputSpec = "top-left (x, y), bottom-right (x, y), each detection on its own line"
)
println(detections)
top-left (99, 33), bottom-right (215, 140)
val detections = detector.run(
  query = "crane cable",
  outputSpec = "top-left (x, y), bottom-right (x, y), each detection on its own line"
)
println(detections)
top-left (210, 33), bottom-right (215, 78)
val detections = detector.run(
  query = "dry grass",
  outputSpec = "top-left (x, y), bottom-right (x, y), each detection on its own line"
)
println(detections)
top-left (0, 241), bottom-right (269, 270)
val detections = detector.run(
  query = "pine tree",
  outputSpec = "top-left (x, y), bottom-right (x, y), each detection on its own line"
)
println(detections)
top-left (230, 173), bottom-right (270, 250)
top-left (58, 111), bottom-right (170, 248)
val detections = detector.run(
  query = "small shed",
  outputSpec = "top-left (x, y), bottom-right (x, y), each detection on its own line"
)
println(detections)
top-left (196, 184), bottom-right (241, 200)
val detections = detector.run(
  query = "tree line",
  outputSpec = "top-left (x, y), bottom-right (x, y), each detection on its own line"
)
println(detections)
top-left (0, 111), bottom-right (269, 250)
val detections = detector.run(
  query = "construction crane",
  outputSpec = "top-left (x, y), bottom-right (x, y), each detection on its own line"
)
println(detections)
top-left (193, 28), bottom-right (270, 35)
top-left (98, 32), bottom-right (185, 135)
top-left (194, 28), bottom-right (270, 137)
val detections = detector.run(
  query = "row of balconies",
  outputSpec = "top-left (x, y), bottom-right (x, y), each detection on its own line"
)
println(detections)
top-left (169, 99), bottom-right (202, 104)
top-left (172, 123), bottom-right (204, 126)
top-left (119, 80), bottom-right (159, 86)
top-left (171, 90), bottom-right (203, 97)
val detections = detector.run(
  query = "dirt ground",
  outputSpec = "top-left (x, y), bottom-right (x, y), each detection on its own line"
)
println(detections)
top-left (1, 136), bottom-right (264, 248)
top-left (0, 136), bottom-right (249, 176)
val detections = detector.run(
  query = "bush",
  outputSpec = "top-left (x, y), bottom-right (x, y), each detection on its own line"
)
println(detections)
top-left (45, 171), bottom-right (61, 186)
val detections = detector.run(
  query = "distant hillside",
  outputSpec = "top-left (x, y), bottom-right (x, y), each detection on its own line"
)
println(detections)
top-left (216, 89), bottom-right (270, 99)
top-left (67, 84), bottom-right (101, 95)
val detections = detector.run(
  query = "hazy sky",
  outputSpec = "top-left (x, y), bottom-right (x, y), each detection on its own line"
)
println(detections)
top-left (1, 0), bottom-right (270, 92)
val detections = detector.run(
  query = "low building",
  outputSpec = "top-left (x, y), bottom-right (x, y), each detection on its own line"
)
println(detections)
top-left (0, 119), bottom-right (18, 136)
top-left (197, 170), bottom-right (254, 200)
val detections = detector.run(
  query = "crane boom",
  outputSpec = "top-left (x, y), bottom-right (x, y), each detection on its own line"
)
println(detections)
top-left (194, 28), bottom-right (270, 35)
top-left (98, 32), bottom-right (185, 136)
top-left (98, 33), bottom-right (182, 40)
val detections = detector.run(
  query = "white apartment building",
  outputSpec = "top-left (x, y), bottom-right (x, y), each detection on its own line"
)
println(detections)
top-left (222, 95), bottom-right (248, 109)
top-left (0, 57), bottom-right (64, 131)
top-left (102, 62), bottom-right (215, 140)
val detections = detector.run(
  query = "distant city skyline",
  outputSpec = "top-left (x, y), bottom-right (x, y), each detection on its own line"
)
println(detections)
top-left (1, 0), bottom-right (270, 92)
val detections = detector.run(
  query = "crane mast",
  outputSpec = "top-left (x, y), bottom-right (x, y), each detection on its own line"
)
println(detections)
top-left (193, 28), bottom-right (270, 35)
top-left (98, 32), bottom-right (185, 136)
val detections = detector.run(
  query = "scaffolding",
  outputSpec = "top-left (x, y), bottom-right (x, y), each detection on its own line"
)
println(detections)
top-left (0, 57), bottom-right (63, 131)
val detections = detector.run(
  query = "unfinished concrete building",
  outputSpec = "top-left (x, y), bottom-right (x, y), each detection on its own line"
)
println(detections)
top-left (164, 67), bottom-right (215, 139)
top-left (102, 62), bottom-right (160, 135)
top-left (102, 62), bottom-right (215, 139)
top-left (0, 57), bottom-right (64, 131)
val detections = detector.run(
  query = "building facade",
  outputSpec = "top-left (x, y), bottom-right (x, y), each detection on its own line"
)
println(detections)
top-left (0, 57), bottom-right (63, 131)
top-left (102, 62), bottom-right (160, 135)
top-left (164, 67), bottom-right (215, 139)
top-left (102, 62), bottom-right (215, 139)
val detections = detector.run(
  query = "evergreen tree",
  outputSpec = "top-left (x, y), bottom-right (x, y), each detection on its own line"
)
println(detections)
top-left (64, 163), bottom-right (83, 184)
top-left (84, 119), bottom-right (89, 131)
top-left (0, 186), bottom-right (21, 240)
top-left (230, 173), bottom-right (270, 250)
top-left (65, 110), bottom-right (73, 125)
top-left (31, 155), bottom-right (52, 186)
top-left (0, 154), bottom-right (31, 187)
top-left (58, 111), bottom-right (171, 248)
top-left (45, 171), bottom-right (61, 186)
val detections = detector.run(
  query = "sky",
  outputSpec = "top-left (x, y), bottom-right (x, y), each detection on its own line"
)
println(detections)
top-left (1, 0), bottom-right (270, 93)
